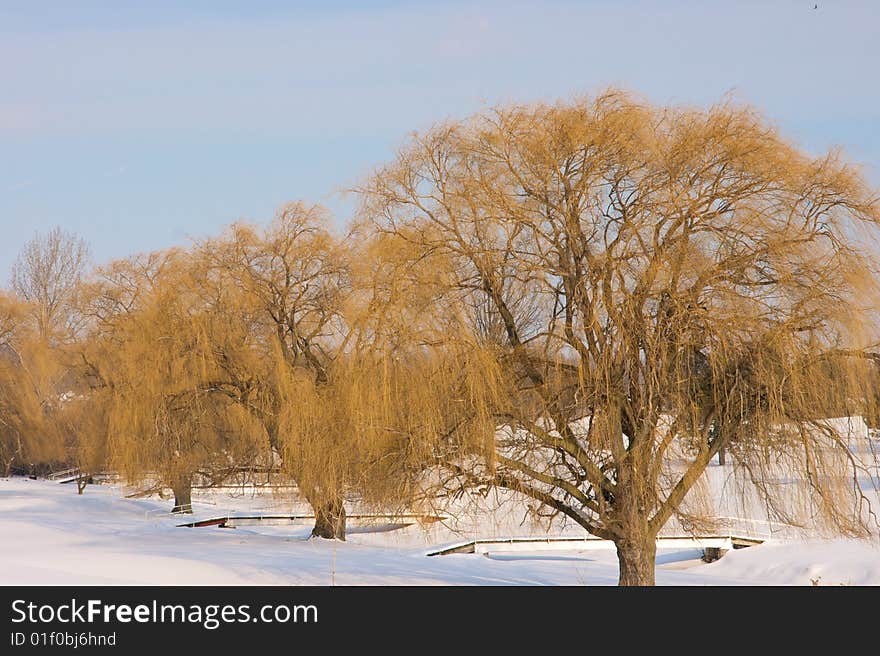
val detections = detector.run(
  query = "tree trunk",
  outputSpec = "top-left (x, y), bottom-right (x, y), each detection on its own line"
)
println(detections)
top-left (612, 455), bottom-right (658, 585)
top-left (171, 473), bottom-right (193, 513)
top-left (311, 498), bottom-right (346, 540)
top-left (718, 447), bottom-right (726, 466)
top-left (615, 535), bottom-right (657, 586)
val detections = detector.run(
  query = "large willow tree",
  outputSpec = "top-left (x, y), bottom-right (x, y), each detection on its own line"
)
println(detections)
top-left (198, 203), bottom-right (444, 539)
top-left (198, 203), bottom-right (357, 537)
top-left (359, 91), bottom-right (880, 585)
top-left (83, 251), bottom-right (271, 512)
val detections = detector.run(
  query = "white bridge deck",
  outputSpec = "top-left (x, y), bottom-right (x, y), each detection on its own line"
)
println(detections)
top-left (426, 534), bottom-right (763, 557)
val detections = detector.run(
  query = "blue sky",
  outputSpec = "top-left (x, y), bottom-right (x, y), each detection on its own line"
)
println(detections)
top-left (2, 1), bottom-right (879, 278)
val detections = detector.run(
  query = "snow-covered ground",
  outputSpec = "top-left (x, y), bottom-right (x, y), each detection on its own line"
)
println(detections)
top-left (1, 477), bottom-right (878, 585)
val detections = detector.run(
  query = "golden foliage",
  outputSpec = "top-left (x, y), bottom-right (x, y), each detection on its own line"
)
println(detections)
top-left (3, 91), bottom-right (880, 581)
top-left (0, 292), bottom-right (68, 474)
top-left (358, 89), bottom-right (880, 583)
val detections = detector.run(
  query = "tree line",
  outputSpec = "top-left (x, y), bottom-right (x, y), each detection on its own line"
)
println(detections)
top-left (3, 90), bottom-right (880, 584)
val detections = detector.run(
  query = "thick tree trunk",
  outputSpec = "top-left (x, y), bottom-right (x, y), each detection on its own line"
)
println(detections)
top-left (612, 454), bottom-right (658, 585)
top-left (717, 447), bottom-right (726, 466)
top-left (615, 535), bottom-right (657, 586)
top-left (171, 473), bottom-right (193, 513)
top-left (311, 498), bottom-right (346, 540)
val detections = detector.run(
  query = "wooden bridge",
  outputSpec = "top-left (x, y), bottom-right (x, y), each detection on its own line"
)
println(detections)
top-left (426, 534), bottom-right (764, 560)
top-left (177, 513), bottom-right (448, 528)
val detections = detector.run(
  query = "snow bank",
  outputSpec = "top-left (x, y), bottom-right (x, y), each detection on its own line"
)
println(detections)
top-left (1, 478), bottom-right (878, 585)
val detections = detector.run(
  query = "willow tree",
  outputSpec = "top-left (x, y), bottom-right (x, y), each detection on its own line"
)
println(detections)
top-left (2, 228), bottom-right (91, 477)
top-left (85, 250), bottom-right (270, 512)
top-left (359, 90), bottom-right (880, 585)
top-left (0, 292), bottom-right (67, 475)
top-left (200, 203), bottom-right (357, 538)
top-left (68, 252), bottom-right (177, 494)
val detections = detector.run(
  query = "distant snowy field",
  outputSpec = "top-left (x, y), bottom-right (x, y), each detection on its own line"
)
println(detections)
top-left (1, 478), bottom-right (878, 585)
